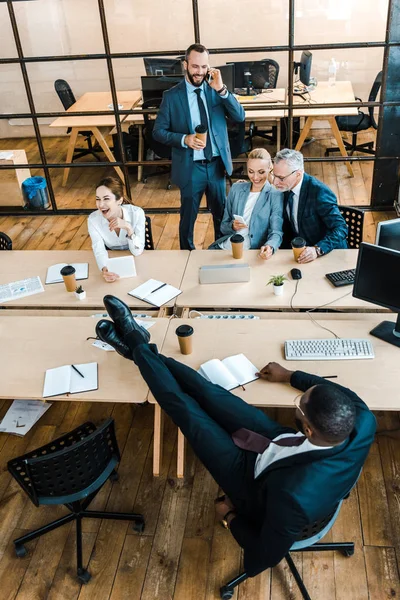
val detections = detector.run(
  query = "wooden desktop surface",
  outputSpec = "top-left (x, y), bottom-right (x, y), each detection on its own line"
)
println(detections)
top-left (0, 250), bottom-right (189, 309)
top-left (0, 316), bottom-right (169, 403)
top-left (291, 81), bottom-right (358, 118)
top-left (176, 249), bottom-right (381, 311)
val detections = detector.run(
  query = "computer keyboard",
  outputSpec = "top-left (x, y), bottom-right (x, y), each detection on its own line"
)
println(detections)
top-left (325, 268), bottom-right (356, 287)
top-left (285, 338), bottom-right (374, 360)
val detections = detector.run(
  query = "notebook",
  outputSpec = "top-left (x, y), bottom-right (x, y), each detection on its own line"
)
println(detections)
top-left (106, 256), bottom-right (136, 278)
top-left (128, 279), bottom-right (182, 307)
top-left (198, 353), bottom-right (259, 391)
top-left (43, 362), bottom-right (98, 398)
top-left (45, 263), bottom-right (89, 284)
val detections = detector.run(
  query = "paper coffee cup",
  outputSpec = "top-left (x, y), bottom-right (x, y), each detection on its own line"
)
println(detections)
top-left (231, 233), bottom-right (244, 259)
top-left (195, 124), bottom-right (207, 145)
top-left (176, 324), bottom-right (194, 355)
top-left (291, 237), bottom-right (306, 261)
top-left (60, 265), bottom-right (77, 292)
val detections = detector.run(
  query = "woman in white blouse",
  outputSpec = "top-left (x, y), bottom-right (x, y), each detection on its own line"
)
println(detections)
top-left (88, 177), bottom-right (146, 282)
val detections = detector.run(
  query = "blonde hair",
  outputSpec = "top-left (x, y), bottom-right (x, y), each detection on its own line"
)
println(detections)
top-left (248, 148), bottom-right (271, 163)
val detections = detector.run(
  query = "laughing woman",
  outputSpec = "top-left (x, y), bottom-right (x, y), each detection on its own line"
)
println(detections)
top-left (88, 177), bottom-right (146, 282)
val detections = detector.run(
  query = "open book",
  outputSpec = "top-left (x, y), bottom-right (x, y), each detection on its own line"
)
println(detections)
top-left (43, 362), bottom-right (98, 398)
top-left (46, 263), bottom-right (88, 284)
top-left (128, 279), bottom-right (182, 307)
top-left (198, 353), bottom-right (259, 391)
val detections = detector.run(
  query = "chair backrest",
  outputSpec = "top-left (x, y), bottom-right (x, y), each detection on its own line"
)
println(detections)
top-left (250, 59), bottom-right (280, 89)
top-left (367, 71), bottom-right (382, 128)
top-left (54, 79), bottom-right (76, 111)
top-left (8, 419), bottom-right (120, 506)
top-left (226, 117), bottom-right (247, 158)
top-left (145, 215), bottom-right (154, 250)
top-left (339, 206), bottom-right (364, 249)
top-left (0, 231), bottom-right (12, 250)
top-left (143, 98), bottom-right (172, 159)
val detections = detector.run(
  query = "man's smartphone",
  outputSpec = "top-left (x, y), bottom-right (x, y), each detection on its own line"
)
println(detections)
top-left (206, 70), bottom-right (213, 84)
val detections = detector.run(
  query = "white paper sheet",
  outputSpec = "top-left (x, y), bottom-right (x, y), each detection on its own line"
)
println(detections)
top-left (106, 256), bottom-right (136, 278)
top-left (0, 277), bottom-right (44, 304)
top-left (0, 400), bottom-right (52, 436)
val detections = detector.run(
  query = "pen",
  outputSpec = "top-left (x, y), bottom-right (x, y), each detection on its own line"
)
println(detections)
top-left (150, 282), bottom-right (167, 294)
top-left (322, 375), bottom-right (337, 379)
top-left (241, 384), bottom-right (246, 391)
top-left (71, 364), bottom-right (85, 378)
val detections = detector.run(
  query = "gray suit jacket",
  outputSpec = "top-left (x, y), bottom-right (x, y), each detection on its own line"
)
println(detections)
top-left (152, 79), bottom-right (245, 188)
top-left (214, 181), bottom-right (283, 251)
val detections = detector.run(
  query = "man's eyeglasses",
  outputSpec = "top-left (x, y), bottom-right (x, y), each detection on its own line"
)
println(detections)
top-left (293, 393), bottom-right (305, 417)
top-left (270, 169), bottom-right (298, 182)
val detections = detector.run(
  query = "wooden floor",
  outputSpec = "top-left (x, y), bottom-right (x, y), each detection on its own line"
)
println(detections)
top-left (0, 142), bottom-right (400, 599)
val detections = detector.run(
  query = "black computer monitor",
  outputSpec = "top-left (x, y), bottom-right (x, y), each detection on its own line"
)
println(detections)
top-left (228, 61), bottom-right (273, 91)
top-left (143, 57), bottom-right (183, 76)
top-left (216, 64), bottom-right (235, 93)
top-left (353, 242), bottom-right (400, 348)
top-left (141, 75), bottom-right (184, 103)
top-left (298, 51), bottom-right (312, 86)
top-left (375, 218), bottom-right (400, 252)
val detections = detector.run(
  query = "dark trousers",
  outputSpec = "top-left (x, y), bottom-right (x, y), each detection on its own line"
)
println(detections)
top-left (179, 157), bottom-right (226, 251)
top-left (132, 343), bottom-right (293, 511)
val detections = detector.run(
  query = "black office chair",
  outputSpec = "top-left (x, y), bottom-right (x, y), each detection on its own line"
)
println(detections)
top-left (339, 206), bottom-right (364, 249)
top-left (145, 215), bottom-right (155, 250)
top-left (8, 419), bottom-right (144, 584)
top-left (0, 231), bottom-right (12, 250)
top-left (325, 72), bottom-right (382, 157)
top-left (142, 98), bottom-right (172, 189)
top-left (220, 498), bottom-right (354, 600)
top-left (54, 79), bottom-right (103, 162)
top-left (250, 59), bottom-right (280, 144)
top-left (227, 117), bottom-right (254, 182)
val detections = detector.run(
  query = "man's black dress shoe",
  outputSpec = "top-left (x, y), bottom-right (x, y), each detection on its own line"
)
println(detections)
top-left (103, 295), bottom-right (150, 345)
top-left (95, 319), bottom-right (132, 359)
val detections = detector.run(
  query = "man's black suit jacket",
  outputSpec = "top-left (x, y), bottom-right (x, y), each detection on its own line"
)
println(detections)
top-left (229, 371), bottom-right (376, 577)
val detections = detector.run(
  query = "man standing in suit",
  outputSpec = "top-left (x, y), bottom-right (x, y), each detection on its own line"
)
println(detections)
top-left (153, 44), bottom-right (245, 250)
top-left (96, 295), bottom-right (376, 579)
top-left (272, 148), bottom-right (348, 263)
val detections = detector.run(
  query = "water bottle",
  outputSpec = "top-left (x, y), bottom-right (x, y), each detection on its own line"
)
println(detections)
top-left (328, 58), bottom-right (337, 87)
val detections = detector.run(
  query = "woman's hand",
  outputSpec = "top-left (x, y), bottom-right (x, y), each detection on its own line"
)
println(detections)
top-left (108, 217), bottom-right (132, 236)
top-left (259, 245), bottom-right (273, 260)
top-left (232, 219), bottom-right (248, 231)
top-left (102, 267), bottom-right (119, 283)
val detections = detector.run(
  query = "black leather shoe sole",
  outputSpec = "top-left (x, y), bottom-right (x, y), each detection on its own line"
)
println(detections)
top-left (103, 295), bottom-right (150, 344)
top-left (95, 319), bottom-right (132, 360)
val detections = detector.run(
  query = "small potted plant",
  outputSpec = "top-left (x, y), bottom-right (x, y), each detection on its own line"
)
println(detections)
top-left (267, 274), bottom-right (287, 296)
top-left (75, 285), bottom-right (86, 300)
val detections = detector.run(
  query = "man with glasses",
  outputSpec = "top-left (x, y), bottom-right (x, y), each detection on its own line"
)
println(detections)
top-left (96, 295), bottom-right (376, 579)
top-left (272, 148), bottom-right (348, 262)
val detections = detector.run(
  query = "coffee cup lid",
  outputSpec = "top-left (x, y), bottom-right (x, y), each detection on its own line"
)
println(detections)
top-left (231, 233), bottom-right (244, 243)
top-left (195, 124), bottom-right (207, 134)
top-left (175, 324), bottom-right (194, 337)
top-left (291, 237), bottom-right (306, 248)
top-left (60, 265), bottom-right (76, 276)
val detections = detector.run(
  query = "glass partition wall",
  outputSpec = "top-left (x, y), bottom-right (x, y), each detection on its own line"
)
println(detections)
top-left (0, 0), bottom-right (398, 215)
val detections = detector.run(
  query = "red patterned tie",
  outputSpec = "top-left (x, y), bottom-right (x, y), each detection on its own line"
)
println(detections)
top-left (232, 428), bottom-right (306, 454)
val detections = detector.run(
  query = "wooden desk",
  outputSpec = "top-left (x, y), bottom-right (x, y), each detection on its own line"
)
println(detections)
top-left (291, 81), bottom-right (359, 177)
top-left (0, 250), bottom-right (189, 310)
top-left (50, 91), bottom-right (142, 186)
top-left (154, 314), bottom-right (399, 476)
top-left (176, 249), bottom-right (382, 311)
top-left (0, 150), bottom-right (31, 207)
top-left (0, 316), bottom-right (169, 403)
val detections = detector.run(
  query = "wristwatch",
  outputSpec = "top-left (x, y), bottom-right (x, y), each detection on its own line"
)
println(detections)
top-left (217, 84), bottom-right (228, 95)
top-left (221, 510), bottom-right (235, 530)
top-left (314, 245), bottom-right (323, 257)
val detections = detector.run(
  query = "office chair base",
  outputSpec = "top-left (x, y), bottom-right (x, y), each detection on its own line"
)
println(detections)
top-left (15, 543), bottom-right (28, 558)
top-left (325, 140), bottom-right (374, 157)
top-left (77, 568), bottom-right (92, 584)
top-left (73, 148), bottom-right (103, 161)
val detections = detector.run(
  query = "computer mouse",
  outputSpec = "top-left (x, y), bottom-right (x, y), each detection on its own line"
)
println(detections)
top-left (291, 268), bottom-right (302, 280)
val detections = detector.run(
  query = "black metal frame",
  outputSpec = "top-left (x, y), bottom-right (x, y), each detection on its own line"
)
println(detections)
top-left (0, 0), bottom-right (399, 214)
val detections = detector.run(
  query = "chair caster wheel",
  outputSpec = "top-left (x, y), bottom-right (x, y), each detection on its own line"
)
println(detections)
top-left (166, 184), bottom-right (172, 190)
top-left (220, 587), bottom-right (234, 600)
top-left (109, 470), bottom-right (119, 482)
top-left (142, 177), bottom-right (148, 184)
top-left (133, 520), bottom-right (145, 533)
top-left (77, 569), bottom-right (91, 584)
top-left (15, 544), bottom-right (27, 558)
top-left (342, 548), bottom-right (354, 557)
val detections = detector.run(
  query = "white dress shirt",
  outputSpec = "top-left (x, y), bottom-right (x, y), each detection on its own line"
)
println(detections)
top-left (219, 191), bottom-right (261, 250)
top-left (286, 174), bottom-right (304, 235)
top-left (254, 431), bottom-right (332, 479)
top-left (88, 204), bottom-right (146, 271)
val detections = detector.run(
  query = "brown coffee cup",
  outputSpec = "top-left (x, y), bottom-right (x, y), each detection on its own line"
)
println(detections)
top-left (176, 324), bottom-right (194, 355)
top-left (291, 237), bottom-right (306, 261)
top-left (231, 233), bottom-right (244, 259)
top-left (60, 265), bottom-right (76, 292)
top-left (195, 124), bottom-right (207, 145)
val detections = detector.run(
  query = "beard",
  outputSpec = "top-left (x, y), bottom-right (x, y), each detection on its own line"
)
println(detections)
top-left (294, 417), bottom-right (305, 434)
top-left (186, 70), bottom-right (206, 87)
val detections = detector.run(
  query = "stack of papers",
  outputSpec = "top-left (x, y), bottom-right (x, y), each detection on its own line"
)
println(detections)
top-left (128, 279), bottom-right (181, 307)
top-left (0, 277), bottom-right (44, 304)
top-left (0, 400), bottom-right (52, 436)
top-left (45, 263), bottom-right (88, 284)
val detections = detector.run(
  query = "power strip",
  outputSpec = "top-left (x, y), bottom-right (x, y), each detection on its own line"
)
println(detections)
top-left (197, 314), bottom-right (260, 320)
top-left (92, 312), bottom-right (152, 319)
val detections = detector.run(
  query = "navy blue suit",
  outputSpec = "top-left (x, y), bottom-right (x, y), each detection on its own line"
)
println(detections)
top-left (153, 79), bottom-right (245, 249)
top-left (281, 173), bottom-right (348, 254)
top-left (131, 342), bottom-right (376, 577)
